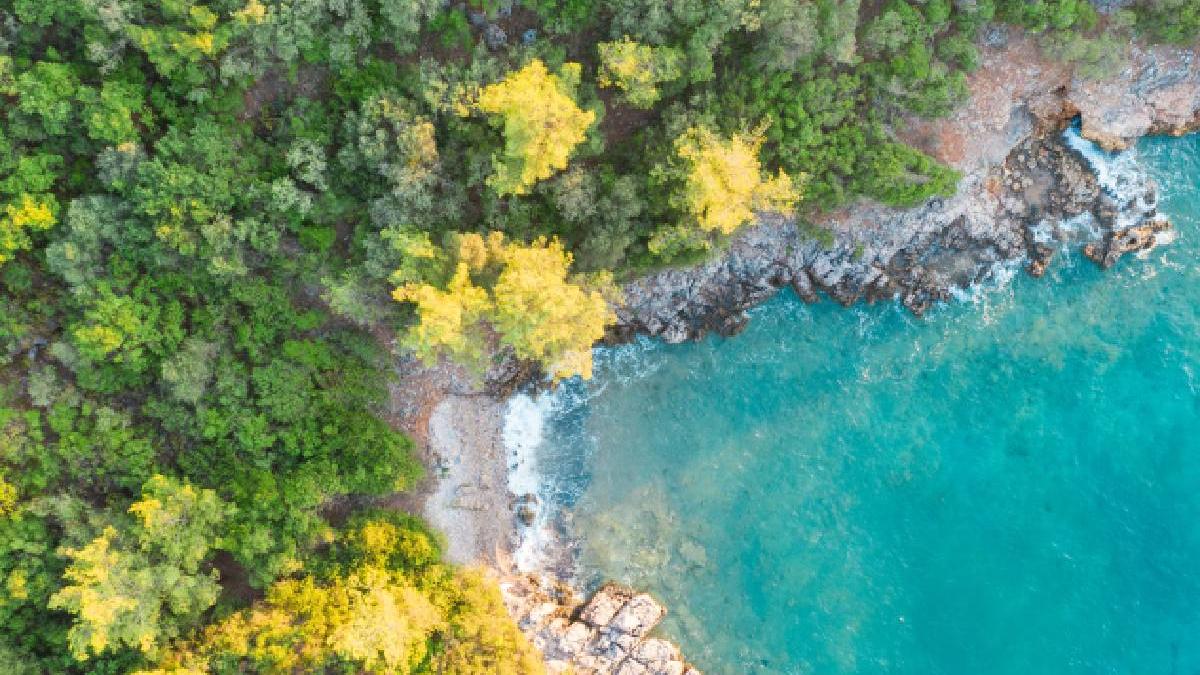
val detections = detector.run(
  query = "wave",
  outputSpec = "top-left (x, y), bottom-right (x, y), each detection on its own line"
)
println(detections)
top-left (1062, 125), bottom-right (1156, 231)
top-left (503, 392), bottom-right (555, 572)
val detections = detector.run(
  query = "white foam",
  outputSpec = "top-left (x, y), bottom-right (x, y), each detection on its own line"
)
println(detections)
top-left (948, 257), bottom-right (1022, 305)
top-left (1062, 126), bottom-right (1155, 231)
top-left (503, 392), bottom-right (555, 572)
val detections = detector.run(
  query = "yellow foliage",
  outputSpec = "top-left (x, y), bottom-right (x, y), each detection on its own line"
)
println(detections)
top-left (597, 38), bottom-right (683, 109)
top-left (392, 263), bottom-right (492, 365)
top-left (232, 0), bottom-right (267, 24)
top-left (0, 474), bottom-right (15, 517)
top-left (673, 126), bottom-right (800, 235)
top-left (0, 194), bottom-right (56, 265)
top-left (433, 568), bottom-right (547, 674)
top-left (5, 568), bottom-right (28, 602)
top-left (490, 237), bottom-right (614, 380)
top-left (72, 325), bottom-right (125, 357)
top-left (475, 60), bottom-right (596, 195)
top-left (175, 32), bottom-right (216, 56)
top-left (185, 568), bottom-right (443, 673)
top-left (393, 233), bottom-right (615, 380)
top-left (49, 527), bottom-right (138, 659)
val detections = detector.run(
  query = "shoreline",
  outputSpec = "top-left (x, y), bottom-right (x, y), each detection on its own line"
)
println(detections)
top-left (387, 32), bottom-right (1200, 675)
top-left (613, 33), bottom-right (1198, 345)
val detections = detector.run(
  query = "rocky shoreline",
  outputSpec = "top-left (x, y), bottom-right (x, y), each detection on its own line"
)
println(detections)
top-left (612, 33), bottom-right (1196, 344)
top-left (389, 32), bottom-right (1200, 675)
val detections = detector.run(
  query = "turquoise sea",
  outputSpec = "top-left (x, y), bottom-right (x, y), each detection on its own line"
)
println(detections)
top-left (522, 130), bottom-right (1200, 674)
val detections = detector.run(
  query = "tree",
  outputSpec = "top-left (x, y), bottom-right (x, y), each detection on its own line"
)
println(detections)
top-left (71, 288), bottom-right (160, 370)
top-left (177, 568), bottom-right (442, 673)
top-left (393, 233), bottom-right (616, 380)
top-left (79, 81), bottom-right (148, 146)
top-left (751, 0), bottom-right (822, 71)
top-left (13, 62), bottom-right (78, 137)
top-left (432, 569), bottom-right (547, 675)
top-left (597, 38), bottom-right (684, 108)
top-left (48, 475), bottom-right (230, 661)
top-left (665, 125), bottom-right (800, 235)
top-left (474, 60), bottom-right (596, 196)
top-left (0, 194), bottom-right (56, 266)
top-left (489, 236), bottom-right (615, 381)
top-left (147, 514), bottom-right (542, 674)
top-left (392, 262), bottom-right (493, 366)
top-left (160, 338), bottom-right (218, 405)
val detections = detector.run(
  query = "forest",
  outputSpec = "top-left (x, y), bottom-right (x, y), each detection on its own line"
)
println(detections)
top-left (0, 0), bottom-right (1195, 671)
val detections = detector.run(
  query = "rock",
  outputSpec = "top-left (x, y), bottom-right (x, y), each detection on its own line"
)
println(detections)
top-left (612, 116), bottom-right (1170, 343)
top-left (609, 594), bottom-right (666, 637)
top-left (514, 492), bottom-right (539, 527)
top-left (483, 23), bottom-right (507, 49)
top-left (503, 577), bottom-right (698, 675)
top-left (1083, 219), bottom-right (1172, 268)
top-left (516, 502), bottom-right (537, 526)
top-left (1027, 243), bottom-right (1054, 278)
top-left (451, 484), bottom-right (489, 511)
top-left (579, 584), bottom-right (629, 627)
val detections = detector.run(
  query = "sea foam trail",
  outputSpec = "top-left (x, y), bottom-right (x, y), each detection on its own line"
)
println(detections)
top-left (1063, 126), bottom-right (1155, 231)
top-left (503, 392), bottom-right (554, 572)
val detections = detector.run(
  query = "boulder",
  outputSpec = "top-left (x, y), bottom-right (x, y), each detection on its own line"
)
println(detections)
top-left (609, 594), bottom-right (666, 637)
top-left (579, 584), bottom-right (631, 627)
top-left (1083, 219), bottom-right (1172, 268)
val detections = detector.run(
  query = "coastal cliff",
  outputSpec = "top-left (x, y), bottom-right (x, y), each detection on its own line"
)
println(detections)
top-left (392, 32), bottom-right (1200, 675)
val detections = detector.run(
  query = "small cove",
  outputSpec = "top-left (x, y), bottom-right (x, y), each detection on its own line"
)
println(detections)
top-left (513, 129), bottom-right (1200, 673)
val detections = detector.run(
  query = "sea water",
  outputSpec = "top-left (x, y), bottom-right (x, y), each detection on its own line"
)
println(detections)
top-left (512, 129), bottom-right (1200, 673)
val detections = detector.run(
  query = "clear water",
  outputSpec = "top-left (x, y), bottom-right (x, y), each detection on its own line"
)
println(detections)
top-left (527, 131), bottom-right (1200, 674)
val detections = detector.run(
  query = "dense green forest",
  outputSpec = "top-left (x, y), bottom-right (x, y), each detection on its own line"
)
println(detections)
top-left (0, 0), bottom-right (1194, 671)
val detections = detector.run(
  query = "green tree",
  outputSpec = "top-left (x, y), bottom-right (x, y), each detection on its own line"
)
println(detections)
top-left (14, 63), bottom-right (78, 137)
top-left (48, 475), bottom-right (231, 660)
top-left (597, 38), bottom-right (684, 108)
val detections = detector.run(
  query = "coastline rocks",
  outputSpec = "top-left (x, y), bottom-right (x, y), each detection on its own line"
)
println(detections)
top-left (503, 577), bottom-right (699, 675)
top-left (614, 129), bottom-right (1157, 341)
top-left (1074, 46), bottom-right (1200, 150)
top-left (613, 34), bottom-right (1196, 343)
top-left (1083, 218), bottom-right (1173, 268)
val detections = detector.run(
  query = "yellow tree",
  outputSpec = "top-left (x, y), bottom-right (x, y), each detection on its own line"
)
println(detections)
top-left (474, 60), bottom-right (596, 196)
top-left (393, 233), bottom-right (615, 380)
top-left (143, 515), bottom-right (543, 675)
top-left (48, 476), bottom-right (230, 661)
top-left (489, 236), bottom-right (614, 380)
top-left (0, 194), bottom-right (56, 266)
top-left (194, 568), bottom-right (443, 673)
top-left (392, 263), bottom-right (492, 366)
top-left (597, 38), bottom-right (683, 109)
top-left (671, 125), bottom-right (800, 235)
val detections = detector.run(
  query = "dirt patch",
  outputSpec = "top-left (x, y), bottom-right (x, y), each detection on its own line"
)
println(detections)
top-left (239, 65), bottom-right (328, 122)
top-left (598, 89), bottom-right (657, 149)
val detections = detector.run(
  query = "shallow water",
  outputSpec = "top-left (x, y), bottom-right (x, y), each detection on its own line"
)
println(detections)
top-left (523, 130), bottom-right (1200, 673)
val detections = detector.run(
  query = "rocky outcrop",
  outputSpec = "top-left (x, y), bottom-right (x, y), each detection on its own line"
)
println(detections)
top-left (1083, 218), bottom-right (1173, 268)
top-left (613, 130), bottom-right (1162, 342)
top-left (611, 33), bottom-right (1197, 344)
top-left (503, 576), bottom-right (699, 675)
